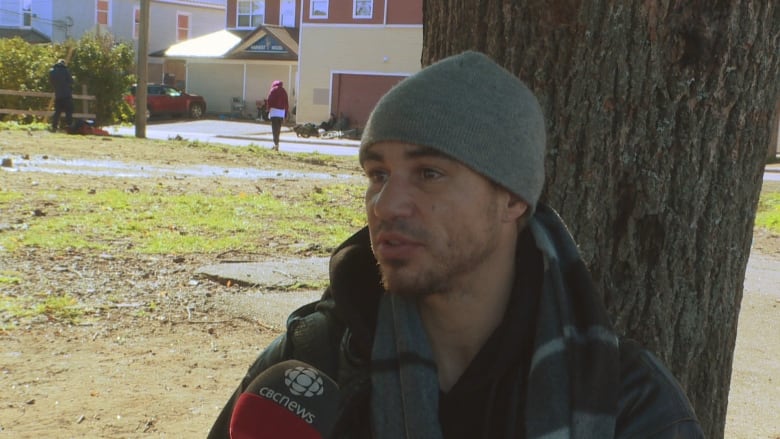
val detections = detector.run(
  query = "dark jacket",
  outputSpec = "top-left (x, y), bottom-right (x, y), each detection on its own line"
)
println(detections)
top-left (208, 212), bottom-right (704, 438)
top-left (49, 63), bottom-right (73, 99)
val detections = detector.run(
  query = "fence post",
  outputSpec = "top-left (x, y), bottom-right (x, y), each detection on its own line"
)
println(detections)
top-left (82, 85), bottom-right (88, 117)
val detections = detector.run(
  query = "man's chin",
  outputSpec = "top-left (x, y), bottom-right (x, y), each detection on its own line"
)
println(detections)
top-left (379, 264), bottom-right (437, 298)
top-left (381, 265), bottom-right (415, 296)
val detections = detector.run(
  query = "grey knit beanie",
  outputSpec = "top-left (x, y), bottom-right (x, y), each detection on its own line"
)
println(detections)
top-left (360, 51), bottom-right (546, 212)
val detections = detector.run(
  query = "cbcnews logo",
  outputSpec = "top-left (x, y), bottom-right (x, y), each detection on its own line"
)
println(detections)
top-left (284, 366), bottom-right (325, 397)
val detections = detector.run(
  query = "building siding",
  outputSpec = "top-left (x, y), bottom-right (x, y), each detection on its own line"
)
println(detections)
top-left (296, 24), bottom-right (421, 125)
top-left (1, 0), bottom-right (226, 50)
top-left (226, 0), bottom-right (300, 29)
top-left (301, 0), bottom-right (421, 25)
top-left (185, 59), bottom-right (297, 114)
top-left (386, 0), bottom-right (421, 24)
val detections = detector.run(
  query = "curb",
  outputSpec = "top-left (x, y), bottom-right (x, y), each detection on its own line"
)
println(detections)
top-left (195, 257), bottom-right (329, 288)
top-left (216, 133), bottom-right (360, 149)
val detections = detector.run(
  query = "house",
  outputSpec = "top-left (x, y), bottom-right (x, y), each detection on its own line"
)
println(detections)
top-left (120, 0), bottom-right (228, 87)
top-left (0, 0), bottom-right (226, 87)
top-left (0, 0), bottom-right (71, 42)
top-left (295, 0), bottom-right (423, 128)
top-left (155, 0), bottom-right (301, 114)
top-left (3, 0), bottom-right (423, 122)
top-left (154, 0), bottom-right (422, 122)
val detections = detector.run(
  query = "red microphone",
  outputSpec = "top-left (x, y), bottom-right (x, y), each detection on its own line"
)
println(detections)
top-left (229, 360), bottom-right (339, 439)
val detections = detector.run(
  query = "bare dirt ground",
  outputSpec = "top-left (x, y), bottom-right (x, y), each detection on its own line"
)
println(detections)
top-left (1, 130), bottom-right (778, 438)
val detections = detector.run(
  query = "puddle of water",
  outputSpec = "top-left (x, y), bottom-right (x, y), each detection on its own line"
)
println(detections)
top-left (2, 155), bottom-right (356, 181)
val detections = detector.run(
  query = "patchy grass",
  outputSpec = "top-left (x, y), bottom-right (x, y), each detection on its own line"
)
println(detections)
top-left (0, 273), bottom-right (22, 285)
top-left (170, 137), bottom-right (357, 171)
top-left (0, 184), bottom-right (365, 254)
top-left (0, 292), bottom-right (83, 329)
top-left (0, 121), bottom-right (49, 132)
top-left (757, 182), bottom-right (780, 234)
top-left (755, 194), bottom-right (780, 232)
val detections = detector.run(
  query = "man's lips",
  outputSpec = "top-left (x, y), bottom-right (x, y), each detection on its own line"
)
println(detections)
top-left (372, 232), bottom-right (422, 260)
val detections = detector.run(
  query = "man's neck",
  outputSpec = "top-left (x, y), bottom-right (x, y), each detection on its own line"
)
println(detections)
top-left (418, 247), bottom-right (517, 392)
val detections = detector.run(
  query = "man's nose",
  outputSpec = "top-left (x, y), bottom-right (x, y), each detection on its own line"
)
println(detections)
top-left (369, 176), bottom-right (414, 220)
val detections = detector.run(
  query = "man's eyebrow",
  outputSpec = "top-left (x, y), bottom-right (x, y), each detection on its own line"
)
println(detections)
top-left (362, 149), bottom-right (383, 163)
top-left (405, 145), bottom-right (453, 161)
top-left (362, 145), bottom-right (454, 163)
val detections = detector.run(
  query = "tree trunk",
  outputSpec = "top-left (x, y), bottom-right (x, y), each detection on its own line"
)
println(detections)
top-left (423, 1), bottom-right (779, 437)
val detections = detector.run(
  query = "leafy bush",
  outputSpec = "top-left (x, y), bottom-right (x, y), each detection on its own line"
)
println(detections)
top-left (0, 37), bottom-right (54, 120)
top-left (0, 33), bottom-right (135, 125)
top-left (64, 33), bottom-right (136, 125)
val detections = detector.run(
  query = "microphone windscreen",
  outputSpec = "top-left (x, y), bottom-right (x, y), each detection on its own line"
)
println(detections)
top-left (230, 360), bottom-right (339, 439)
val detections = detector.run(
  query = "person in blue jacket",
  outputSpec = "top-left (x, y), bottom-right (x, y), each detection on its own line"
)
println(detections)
top-left (49, 59), bottom-right (74, 132)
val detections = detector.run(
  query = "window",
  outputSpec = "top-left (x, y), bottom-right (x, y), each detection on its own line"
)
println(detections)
top-left (177, 13), bottom-right (190, 41)
top-left (353, 0), bottom-right (372, 19)
top-left (133, 7), bottom-right (140, 39)
top-left (22, 0), bottom-right (32, 27)
top-left (310, 0), bottom-right (328, 19)
top-left (237, 0), bottom-right (264, 28)
top-left (248, 35), bottom-right (286, 53)
top-left (280, 0), bottom-right (295, 27)
top-left (96, 0), bottom-right (110, 26)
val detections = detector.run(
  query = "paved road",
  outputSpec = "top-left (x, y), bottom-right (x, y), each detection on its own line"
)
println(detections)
top-left (107, 119), bottom-right (360, 156)
top-left (762, 159), bottom-right (779, 181)
top-left (107, 120), bottom-right (780, 180)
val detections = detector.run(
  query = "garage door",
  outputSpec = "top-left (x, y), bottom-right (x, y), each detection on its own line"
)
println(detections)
top-left (331, 74), bottom-right (406, 129)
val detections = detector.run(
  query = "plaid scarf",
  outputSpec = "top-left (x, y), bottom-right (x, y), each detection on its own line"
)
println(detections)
top-left (370, 205), bottom-right (620, 438)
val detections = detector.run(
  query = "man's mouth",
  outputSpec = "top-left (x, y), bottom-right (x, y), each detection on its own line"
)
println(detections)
top-left (373, 231), bottom-right (422, 260)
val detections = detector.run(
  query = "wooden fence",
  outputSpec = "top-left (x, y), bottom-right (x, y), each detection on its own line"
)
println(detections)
top-left (0, 86), bottom-right (96, 119)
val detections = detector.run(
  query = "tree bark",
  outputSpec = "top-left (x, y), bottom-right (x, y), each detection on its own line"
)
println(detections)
top-left (423, 1), bottom-right (779, 437)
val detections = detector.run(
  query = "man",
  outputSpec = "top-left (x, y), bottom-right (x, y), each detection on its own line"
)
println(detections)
top-left (49, 59), bottom-right (74, 132)
top-left (208, 51), bottom-right (704, 438)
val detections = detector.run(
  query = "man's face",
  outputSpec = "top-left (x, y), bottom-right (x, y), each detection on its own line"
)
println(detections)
top-left (362, 142), bottom-right (521, 297)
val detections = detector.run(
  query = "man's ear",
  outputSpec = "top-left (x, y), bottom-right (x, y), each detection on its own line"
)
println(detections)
top-left (503, 195), bottom-right (528, 223)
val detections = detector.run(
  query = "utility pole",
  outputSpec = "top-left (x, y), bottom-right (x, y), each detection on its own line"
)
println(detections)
top-left (135, 0), bottom-right (150, 138)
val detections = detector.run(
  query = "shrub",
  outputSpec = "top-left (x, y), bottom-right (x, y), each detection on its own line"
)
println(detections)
top-left (0, 37), bottom-right (54, 118)
top-left (64, 33), bottom-right (136, 125)
top-left (0, 34), bottom-right (135, 126)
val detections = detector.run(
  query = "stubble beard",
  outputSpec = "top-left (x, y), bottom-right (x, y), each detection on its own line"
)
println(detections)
top-left (378, 259), bottom-right (442, 298)
top-left (376, 221), bottom-right (501, 299)
top-left (371, 188), bottom-right (504, 298)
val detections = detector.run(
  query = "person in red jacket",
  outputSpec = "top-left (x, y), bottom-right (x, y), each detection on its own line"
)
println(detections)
top-left (266, 80), bottom-right (289, 151)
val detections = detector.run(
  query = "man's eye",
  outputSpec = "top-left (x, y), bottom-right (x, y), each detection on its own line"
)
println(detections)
top-left (421, 168), bottom-right (442, 180)
top-left (366, 169), bottom-right (388, 183)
